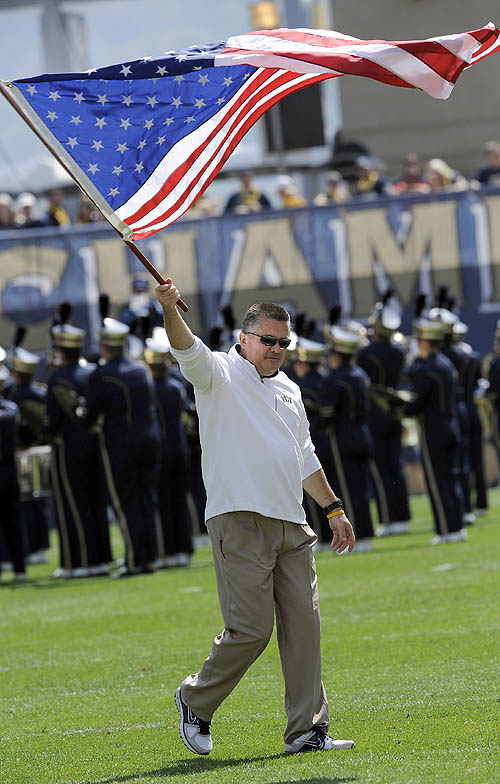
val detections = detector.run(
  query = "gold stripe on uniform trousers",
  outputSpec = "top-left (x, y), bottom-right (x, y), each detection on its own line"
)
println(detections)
top-left (97, 430), bottom-right (136, 570)
top-left (58, 439), bottom-right (88, 567)
top-left (153, 405), bottom-right (166, 558)
top-left (154, 508), bottom-right (166, 560)
top-left (365, 354), bottom-right (386, 385)
top-left (335, 380), bottom-right (357, 419)
top-left (416, 417), bottom-right (448, 536)
top-left (50, 443), bottom-right (72, 569)
top-left (369, 458), bottom-right (391, 523)
top-left (329, 432), bottom-right (356, 526)
top-left (102, 377), bottom-right (133, 425)
top-left (490, 407), bottom-right (500, 467)
top-left (426, 371), bottom-right (448, 415)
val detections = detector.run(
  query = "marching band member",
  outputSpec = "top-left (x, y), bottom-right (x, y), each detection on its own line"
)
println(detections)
top-left (8, 333), bottom-right (51, 564)
top-left (487, 319), bottom-right (500, 482)
top-left (428, 302), bottom-right (475, 526)
top-left (357, 293), bottom-right (411, 536)
top-left (321, 325), bottom-right (375, 552)
top-left (143, 329), bottom-right (194, 568)
top-left (85, 317), bottom-right (161, 577)
top-left (0, 361), bottom-right (26, 582)
top-left (452, 320), bottom-right (488, 516)
top-left (287, 335), bottom-right (332, 546)
top-left (404, 313), bottom-right (466, 544)
top-left (47, 320), bottom-right (112, 578)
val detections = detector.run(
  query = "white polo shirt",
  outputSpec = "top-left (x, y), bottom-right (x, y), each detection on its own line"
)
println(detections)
top-left (170, 337), bottom-right (321, 523)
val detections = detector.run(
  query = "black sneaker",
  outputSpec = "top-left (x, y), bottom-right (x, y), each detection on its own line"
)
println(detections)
top-left (285, 726), bottom-right (355, 753)
top-left (175, 687), bottom-right (213, 755)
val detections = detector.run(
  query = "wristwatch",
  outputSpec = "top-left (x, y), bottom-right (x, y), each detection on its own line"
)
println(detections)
top-left (322, 499), bottom-right (343, 516)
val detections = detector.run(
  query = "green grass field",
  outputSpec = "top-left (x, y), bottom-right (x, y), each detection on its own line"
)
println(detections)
top-left (1, 492), bottom-right (499, 784)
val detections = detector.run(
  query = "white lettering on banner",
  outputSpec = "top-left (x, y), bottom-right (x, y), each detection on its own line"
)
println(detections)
top-left (162, 230), bottom-right (198, 293)
top-left (92, 237), bottom-right (130, 305)
top-left (0, 244), bottom-right (68, 351)
top-left (344, 200), bottom-right (463, 316)
top-left (328, 217), bottom-right (351, 315)
top-left (226, 217), bottom-right (326, 316)
top-left (146, 239), bottom-right (166, 275)
top-left (482, 195), bottom-right (500, 311)
top-left (78, 245), bottom-right (101, 344)
top-left (162, 229), bottom-right (203, 333)
top-left (231, 218), bottom-right (315, 289)
top-left (220, 228), bottom-right (246, 310)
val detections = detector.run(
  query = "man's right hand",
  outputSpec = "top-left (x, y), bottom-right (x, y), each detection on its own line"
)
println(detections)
top-left (155, 278), bottom-right (181, 310)
top-left (155, 278), bottom-right (195, 351)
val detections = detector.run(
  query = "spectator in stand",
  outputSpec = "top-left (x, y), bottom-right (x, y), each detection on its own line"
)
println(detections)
top-left (13, 192), bottom-right (46, 228)
top-left (224, 170), bottom-right (271, 214)
top-left (313, 171), bottom-right (350, 205)
top-left (473, 141), bottom-right (500, 187)
top-left (0, 193), bottom-right (14, 229)
top-left (275, 174), bottom-right (307, 208)
top-left (77, 197), bottom-right (103, 224)
top-left (391, 153), bottom-right (431, 195)
top-left (186, 192), bottom-right (220, 219)
top-left (354, 156), bottom-right (387, 198)
top-left (46, 189), bottom-right (71, 227)
top-left (425, 158), bottom-right (469, 192)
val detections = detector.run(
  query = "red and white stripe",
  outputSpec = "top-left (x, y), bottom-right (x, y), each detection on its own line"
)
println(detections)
top-left (219, 23), bottom-right (500, 99)
top-left (118, 67), bottom-right (329, 239)
top-left (117, 22), bottom-right (500, 238)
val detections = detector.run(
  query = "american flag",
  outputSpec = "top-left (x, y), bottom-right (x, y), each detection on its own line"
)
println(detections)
top-left (3, 23), bottom-right (500, 240)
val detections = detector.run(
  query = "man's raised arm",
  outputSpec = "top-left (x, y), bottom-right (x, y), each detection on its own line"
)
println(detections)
top-left (155, 278), bottom-right (227, 394)
top-left (155, 278), bottom-right (195, 350)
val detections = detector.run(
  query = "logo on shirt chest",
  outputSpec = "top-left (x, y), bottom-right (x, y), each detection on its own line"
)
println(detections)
top-left (281, 394), bottom-right (294, 405)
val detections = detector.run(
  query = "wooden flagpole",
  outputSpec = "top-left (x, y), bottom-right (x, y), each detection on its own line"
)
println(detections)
top-left (0, 80), bottom-right (188, 311)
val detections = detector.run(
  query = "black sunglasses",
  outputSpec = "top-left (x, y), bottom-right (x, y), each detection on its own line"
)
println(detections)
top-left (244, 332), bottom-right (292, 349)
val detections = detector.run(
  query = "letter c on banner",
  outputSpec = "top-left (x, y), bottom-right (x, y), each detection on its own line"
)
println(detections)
top-left (0, 244), bottom-right (68, 322)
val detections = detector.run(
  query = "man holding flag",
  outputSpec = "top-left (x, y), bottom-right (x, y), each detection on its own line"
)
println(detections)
top-left (156, 276), bottom-right (355, 755)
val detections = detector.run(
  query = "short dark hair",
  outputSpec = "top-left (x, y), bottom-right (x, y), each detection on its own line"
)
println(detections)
top-left (241, 302), bottom-right (290, 333)
top-left (14, 371), bottom-right (33, 385)
top-left (148, 363), bottom-right (166, 376)
top-left (102, 344), bottom-right (124, 359)
top-left (60, 347), bottom-right (81, 364)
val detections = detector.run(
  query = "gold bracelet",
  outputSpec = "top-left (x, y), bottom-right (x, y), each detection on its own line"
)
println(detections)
top-left (327, 508), bottom-right (345, 518)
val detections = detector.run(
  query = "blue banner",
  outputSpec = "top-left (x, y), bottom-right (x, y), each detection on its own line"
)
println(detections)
top-left (2, 187), bottom-right (500, 356)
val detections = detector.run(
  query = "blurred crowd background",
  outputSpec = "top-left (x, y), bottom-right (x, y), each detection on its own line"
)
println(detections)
top-left (2, 141), bottom-right (500, 229)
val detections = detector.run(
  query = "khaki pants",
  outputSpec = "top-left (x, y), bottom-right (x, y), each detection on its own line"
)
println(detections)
top-left (181, 511), bottom-right (329, 744)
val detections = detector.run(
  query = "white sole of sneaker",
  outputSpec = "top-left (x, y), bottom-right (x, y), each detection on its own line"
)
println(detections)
top-left (175, 688), bottom-right (210, 756)
top-left (285, 738), bottom-right (356, 753)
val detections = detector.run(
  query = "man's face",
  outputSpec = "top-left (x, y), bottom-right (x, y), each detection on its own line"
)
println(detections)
top-left (239, 317), bottom-right (290, 377)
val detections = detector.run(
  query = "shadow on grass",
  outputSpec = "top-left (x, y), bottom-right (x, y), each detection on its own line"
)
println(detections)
top-left (16, 560), bottom-right (216, 590)
top-left (83, 755), bottom-right (357, 783)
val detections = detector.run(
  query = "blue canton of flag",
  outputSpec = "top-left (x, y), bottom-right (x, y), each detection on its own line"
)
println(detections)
top-left (11, 44), bottom-right (257, 238)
